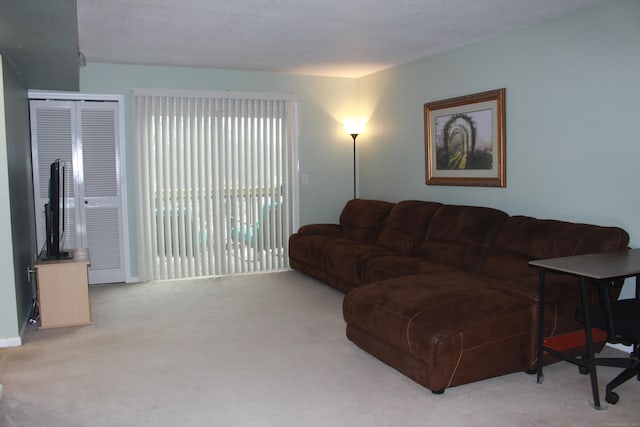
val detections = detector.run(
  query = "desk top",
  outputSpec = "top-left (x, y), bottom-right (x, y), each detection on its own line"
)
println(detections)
top-left (529, 248), bottom-right (640, 279)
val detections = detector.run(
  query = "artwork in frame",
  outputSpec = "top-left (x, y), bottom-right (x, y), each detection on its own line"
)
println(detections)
top-left (424, 88), bottom-right (506, 187)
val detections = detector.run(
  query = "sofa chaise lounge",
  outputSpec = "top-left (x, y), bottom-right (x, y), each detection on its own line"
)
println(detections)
top-left (288, 199), bottom-right (629, 393)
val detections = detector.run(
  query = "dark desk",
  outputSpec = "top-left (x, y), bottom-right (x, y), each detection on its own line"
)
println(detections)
top-left (530, 249), bottom-right (640, 409)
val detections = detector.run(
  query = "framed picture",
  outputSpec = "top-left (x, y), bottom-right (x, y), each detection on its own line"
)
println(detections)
top-left (424, 88), bottom-right (506, 187)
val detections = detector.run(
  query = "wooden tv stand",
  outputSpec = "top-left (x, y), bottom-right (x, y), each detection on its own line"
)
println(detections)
top-left (35, 248), bottom-right (92, 329)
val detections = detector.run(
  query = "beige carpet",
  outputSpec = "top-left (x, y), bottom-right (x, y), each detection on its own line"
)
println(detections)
top-left (0, 271), bottom-right (638, 427)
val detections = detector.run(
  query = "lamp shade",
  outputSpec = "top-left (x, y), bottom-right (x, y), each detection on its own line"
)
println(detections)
top-left (344, 118), bottom-right (366, 135)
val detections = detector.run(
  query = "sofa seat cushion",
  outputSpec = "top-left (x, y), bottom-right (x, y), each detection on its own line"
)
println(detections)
top-left (483, 274), bottom-right (579, 307)
top-left (482, 274), bottom-right (587, 337)
top-left (344, 274), bottom-right (532, 389)
top-left (362, 254), bottom-right (459, 284)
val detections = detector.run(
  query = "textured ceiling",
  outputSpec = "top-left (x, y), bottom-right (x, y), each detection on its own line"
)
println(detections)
top-left (77, 0), bottom-right (603, 78)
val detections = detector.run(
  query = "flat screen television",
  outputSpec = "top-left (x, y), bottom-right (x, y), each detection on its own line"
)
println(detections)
top-left (43, 159), bottom-right (72, 260)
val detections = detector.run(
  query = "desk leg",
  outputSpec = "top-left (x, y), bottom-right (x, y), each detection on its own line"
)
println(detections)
top-left (536, 268), bottom-right (545, 384)
top-left (579, 276), bottom-right (602, 409)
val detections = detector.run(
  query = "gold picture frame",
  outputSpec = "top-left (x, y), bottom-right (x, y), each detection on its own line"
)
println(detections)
top-left (424, 88), bottom-right (506, 187)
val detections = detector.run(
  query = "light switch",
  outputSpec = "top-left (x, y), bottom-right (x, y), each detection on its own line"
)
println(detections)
top-left (301, 174), bottom-right (309, 186)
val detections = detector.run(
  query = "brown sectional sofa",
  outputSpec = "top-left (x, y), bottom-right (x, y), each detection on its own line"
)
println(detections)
top-left (288, 199), bottom-right (629, 393)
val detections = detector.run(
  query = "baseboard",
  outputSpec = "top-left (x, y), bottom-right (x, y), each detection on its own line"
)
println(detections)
top-left (0, 337), bottom-right (22, 348)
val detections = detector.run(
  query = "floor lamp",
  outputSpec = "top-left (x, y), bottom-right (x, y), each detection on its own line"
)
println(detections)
top-left (344, 119), bottom-right (365, 200)
top-left (350, 132), bottom-right (358, 199)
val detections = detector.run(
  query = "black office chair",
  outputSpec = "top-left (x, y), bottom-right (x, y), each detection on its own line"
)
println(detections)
top-left (582, 280), bottom-right (640, 405)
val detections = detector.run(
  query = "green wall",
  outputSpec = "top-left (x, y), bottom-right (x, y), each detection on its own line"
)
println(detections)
top-left (80, 65), bottom-right (359, 278)
top-left (2, 0), bottom-right (639, 344)
top-left (0, 56), bottom-right (18, 344)
top-left (359, 0), bottom-right (640, 247)
top-left (358, 0), bottom-right (639, 298)
top-left (79, 0), bottom-right (640, 282)
top-left (0, 55), bottom-right (38, 345)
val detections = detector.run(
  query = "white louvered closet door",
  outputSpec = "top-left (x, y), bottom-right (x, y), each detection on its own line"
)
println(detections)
top-left (77, 102), bottom-right (125, 284)
top-left (30, 101), bottom-right (78, 253)
top-left (30, 100), bottom-right (126, 284)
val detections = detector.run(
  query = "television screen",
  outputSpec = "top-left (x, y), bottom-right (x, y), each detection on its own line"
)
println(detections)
top-left (44, 159), bottom-right (71, 260)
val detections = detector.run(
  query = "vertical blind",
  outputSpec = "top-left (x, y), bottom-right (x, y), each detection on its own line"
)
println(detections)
top-left (133, 90), bottom-right (297, 281)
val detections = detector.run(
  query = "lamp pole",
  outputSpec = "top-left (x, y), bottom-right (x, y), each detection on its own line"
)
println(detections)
top-left (351, 133), bottom-right (358, 199)
top-left (344, 118), bottom-right (364, 199)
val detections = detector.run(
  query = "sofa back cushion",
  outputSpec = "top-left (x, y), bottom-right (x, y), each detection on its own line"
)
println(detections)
top-left (376, 200), bottom-right (443, 255)
top-left (340, 199), bottom-right (395, 244)
top-left (482, 215), bottom-right (630, 280)
top-left (418, 205), bottom-right (509, 272)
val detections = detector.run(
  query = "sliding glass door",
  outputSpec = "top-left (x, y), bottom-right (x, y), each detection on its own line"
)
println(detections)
top-left (133, 91), bottom-right (298, 280)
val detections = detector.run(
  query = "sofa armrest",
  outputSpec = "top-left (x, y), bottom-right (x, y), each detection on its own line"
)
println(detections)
top-left (297, 223), bottom-right (342, 236)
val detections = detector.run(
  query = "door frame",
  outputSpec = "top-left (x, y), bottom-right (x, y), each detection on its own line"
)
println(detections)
top-left (28, 90), bottom-right (133, 283)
